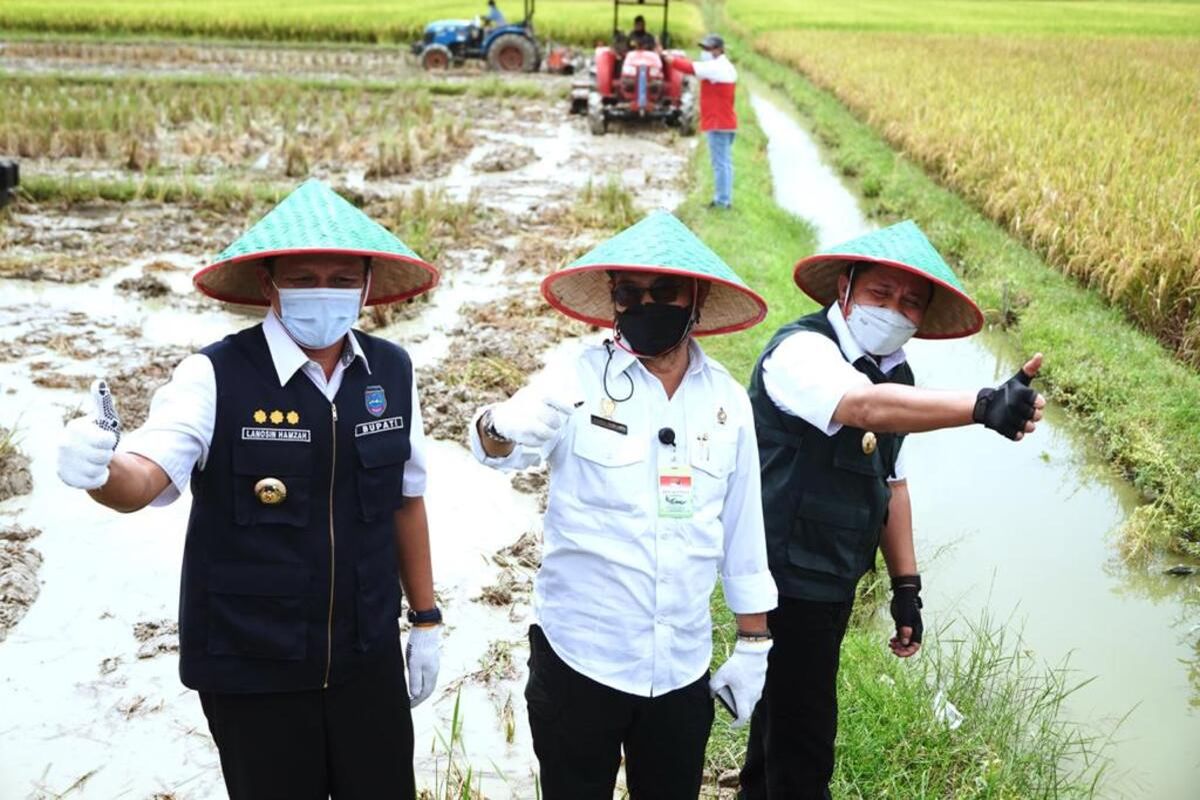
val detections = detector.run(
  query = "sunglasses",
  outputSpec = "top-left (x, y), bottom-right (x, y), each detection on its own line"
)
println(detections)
top-left (611, 278), bottom-right (689, 308)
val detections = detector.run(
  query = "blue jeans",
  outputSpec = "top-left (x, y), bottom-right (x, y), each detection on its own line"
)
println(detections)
top-left (707, 130), bottom-right (735, 207)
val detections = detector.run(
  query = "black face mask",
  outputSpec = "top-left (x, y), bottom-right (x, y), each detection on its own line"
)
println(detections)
top-left (616, 303), bottom-right (694, 356)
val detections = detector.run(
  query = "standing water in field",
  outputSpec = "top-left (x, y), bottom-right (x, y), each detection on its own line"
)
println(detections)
top-left (750, 86), bottom-right (1200, 799)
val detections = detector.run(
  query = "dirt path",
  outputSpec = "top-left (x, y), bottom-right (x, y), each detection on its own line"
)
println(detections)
top-left (0, 45), bottom-right (693, 800)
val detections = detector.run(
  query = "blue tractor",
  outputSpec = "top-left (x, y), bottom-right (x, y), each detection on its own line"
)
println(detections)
top-left (412, 0), bottom-right (541, 72)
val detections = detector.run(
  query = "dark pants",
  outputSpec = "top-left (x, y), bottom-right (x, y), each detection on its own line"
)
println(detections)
top-left (199, 639), bottom-right (415, 800)
top-left (739, 596), bottom-right (855, 800)
top-left (525, 624), bottom-right (714, 800)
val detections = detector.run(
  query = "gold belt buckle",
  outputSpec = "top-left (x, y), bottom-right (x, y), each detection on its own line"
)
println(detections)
top-left (254, 477), bottom-right (287, 505)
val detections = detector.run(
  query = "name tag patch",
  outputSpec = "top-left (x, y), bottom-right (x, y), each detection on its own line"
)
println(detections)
top-left (590, 415), bottom-right (628, 435)
top-left (242, 427), bottom-right (312, 442)
top-left (355, 416), bottom-right (405, 437)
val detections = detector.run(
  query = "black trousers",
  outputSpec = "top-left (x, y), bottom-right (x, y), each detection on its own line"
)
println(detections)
top-left (739, 596), bottom-right (855, 800)
top-left (199, 638), bottom-right (415, 800)
top-left (525, 624), bottom-right (714, 800)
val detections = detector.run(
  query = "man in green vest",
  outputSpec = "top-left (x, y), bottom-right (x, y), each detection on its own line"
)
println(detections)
top-left (739, 221), bottom-right (1046, 799)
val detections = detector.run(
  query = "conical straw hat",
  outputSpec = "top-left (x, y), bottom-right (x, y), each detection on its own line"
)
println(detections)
top-left (541, 210), bottom-right (766, 335)
top-left (792, 220), bottom-right (982, 339)
top-left (194, 179), bottom-right (438, 306)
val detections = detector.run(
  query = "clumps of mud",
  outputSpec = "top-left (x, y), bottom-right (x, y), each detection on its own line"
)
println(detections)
top-left (475, 144), bottom-right (538, 173)
top-left (37, 345), bottom-right (192, 431)
top-left (133, 618), bottom-right (179, 660)
top-left (510, 466), bottom-right (549, 512)
top-left (0, 257), bottom-right (106, 284)
top-left (115, 275), bottom-right (171, 299)
top-left (0, 428), bottom-right (34, 504)
top-left (417, 293), bottom-right (587, 444)
top-left (493, 530), bottom-right (542, 571)
top-left (475, 569), bottom-right (532, 607)
top-left (0, 525), bottom-right (43, 643)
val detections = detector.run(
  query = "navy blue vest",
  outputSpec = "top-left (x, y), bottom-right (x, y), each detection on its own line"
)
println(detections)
top-left (748, 308), bottom-right (913, 602)
top-left (179, 325), bottom-right (412, 693)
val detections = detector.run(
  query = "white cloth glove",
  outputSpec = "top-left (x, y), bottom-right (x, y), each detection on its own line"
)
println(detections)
top-left (405, 624), bottom-right (441, 708)
top-left (709, 638), bottom-right (772, 728)
top-left (487, 382), bottom-right (580, 448)
top-left (56, 379), bottom-right (122, 490)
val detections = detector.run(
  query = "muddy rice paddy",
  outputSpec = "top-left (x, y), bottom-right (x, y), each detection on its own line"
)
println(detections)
top-left (0, 40), bottom-right (696, 799)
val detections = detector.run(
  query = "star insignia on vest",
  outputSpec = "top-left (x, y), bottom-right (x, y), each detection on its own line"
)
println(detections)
top-left (253, 409), bottom-right (267, 424)
top-left (717, 407), bottom-right (728, 425)
top-left (286, 410), bottom-right (300, 425)
top-left (269, 410), bottom-right (284, 425)
top-left (862, 431), bottom-right (877, 455)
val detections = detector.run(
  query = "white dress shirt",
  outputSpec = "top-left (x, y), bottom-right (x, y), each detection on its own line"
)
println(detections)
top-left (691, 52), bottom-right (737, 84)
top-left (470, 339), bottom-right (777, 697)
top-left (762, 305), bottom-right (909, 482)
top-left (122, 310), bottom-right (427, 505)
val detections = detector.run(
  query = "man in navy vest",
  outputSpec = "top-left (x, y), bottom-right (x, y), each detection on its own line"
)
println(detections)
top-left (739, 221), bottom-right (1047, 799)
top-left (55, 180), bottom-right (443, 799)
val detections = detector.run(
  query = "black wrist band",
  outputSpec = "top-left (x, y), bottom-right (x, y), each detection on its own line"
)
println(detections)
top-left (407, 607), bottom-right (443, 625)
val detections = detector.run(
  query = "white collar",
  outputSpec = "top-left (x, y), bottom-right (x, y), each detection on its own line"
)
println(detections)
top-left (825, 304), bottom-right (909, 373)
top-left (606, 336), bottom-right (710, 382)
top-left (262, 309), bottom-right (371, 388)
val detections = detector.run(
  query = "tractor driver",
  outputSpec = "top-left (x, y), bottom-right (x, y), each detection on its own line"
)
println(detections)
top-left (629, 15), bottom-right (656, 50)
top-left (484, 0), bottom-right (507, 27)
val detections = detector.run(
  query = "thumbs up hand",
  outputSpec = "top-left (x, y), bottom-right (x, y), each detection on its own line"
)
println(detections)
top-left (57, 379), bottom-right (123, 490)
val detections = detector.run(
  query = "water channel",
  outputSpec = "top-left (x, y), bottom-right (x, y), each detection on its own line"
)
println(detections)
top-left (749, 84), bottom-right (1200, 798)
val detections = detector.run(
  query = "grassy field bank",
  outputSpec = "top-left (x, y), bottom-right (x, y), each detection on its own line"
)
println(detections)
top-left (710, 3), bottom-right (1200, 558)
top-left (677, 91), bottom-right (1106, 796)
top-left (0, 0), bottom-right (703, 46)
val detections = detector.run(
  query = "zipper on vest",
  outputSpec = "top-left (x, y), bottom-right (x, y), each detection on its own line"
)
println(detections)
top-left (323, 401), bottom-right (338, 689)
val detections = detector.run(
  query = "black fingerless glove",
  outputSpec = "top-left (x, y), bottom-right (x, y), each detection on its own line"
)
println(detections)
top-left (889, 574), bottom-right (923, 644)
top-left (973, 368), bottom-right (1037, 440)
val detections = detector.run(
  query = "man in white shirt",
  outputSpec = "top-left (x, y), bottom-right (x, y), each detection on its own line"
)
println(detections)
top-left (55, 180), bottom-right (443, 800)
top-left (472, 211), bottom-right (777, 799)
top-left (663, 34), bottom-right (738, 209)
top-left (740, 220), bottom-right (1047, 798)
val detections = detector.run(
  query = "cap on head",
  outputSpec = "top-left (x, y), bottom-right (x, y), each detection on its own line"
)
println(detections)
top-left (699, 33), bottom-right (725, 50)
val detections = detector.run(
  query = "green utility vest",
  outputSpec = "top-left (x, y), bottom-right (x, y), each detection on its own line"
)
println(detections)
top-left (748, 308), bottom-right (913, 602)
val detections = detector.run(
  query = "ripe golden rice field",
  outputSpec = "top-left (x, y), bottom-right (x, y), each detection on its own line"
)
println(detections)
top-left (751, 30), bottom-right (1200, 364)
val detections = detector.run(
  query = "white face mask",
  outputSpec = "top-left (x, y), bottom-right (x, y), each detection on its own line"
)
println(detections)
top-left (699, 50), bottom-right (714, 61)
top-left (274, 285), bottom-right (364, 349)
top-left (845, 303), bottom-right (918, 357)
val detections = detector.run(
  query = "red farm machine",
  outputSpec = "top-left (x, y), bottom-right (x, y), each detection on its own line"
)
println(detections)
top-left (569, 0), bottom-right (696, 136)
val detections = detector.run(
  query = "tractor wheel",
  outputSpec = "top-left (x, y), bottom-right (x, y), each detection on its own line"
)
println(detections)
top-left (587, 92), bottom-right (607, 136)
top-left (488, 34), bottom-right (537, 72)
top-left (678, 90), bottom-right (698, 137)
top-left (420, 44), bottom-right (452, 71)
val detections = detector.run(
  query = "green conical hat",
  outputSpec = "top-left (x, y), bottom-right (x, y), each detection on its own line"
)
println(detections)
top-left (194, 178), bottom-right (438, 306)
top-left (541, 210), bottom-right (766, 335)
top-left (793, 220), bottom-right (982, 339)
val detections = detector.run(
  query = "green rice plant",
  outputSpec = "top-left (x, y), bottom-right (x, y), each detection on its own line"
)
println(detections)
top-left (568, 177), bottom-right (639, 230)
top-left (0, 0), bottom-right (705, 46)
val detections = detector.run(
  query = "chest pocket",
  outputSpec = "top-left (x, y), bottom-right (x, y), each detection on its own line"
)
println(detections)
top-left (688, 432), bottom-right (738, 514)
top-left (355, 431), bottom-right (411, 522)
top-left (232, 443), bottom-right (313, 528)
top-left (571, 423), bottom-right (649, 517)
top-left (832, 428), bottom-right (888, 478)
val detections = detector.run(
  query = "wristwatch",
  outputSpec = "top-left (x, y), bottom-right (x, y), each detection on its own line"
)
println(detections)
top-left (481, 409), bottom-right (511, 444)
top-left (407, 607), bottom-right (443, 626)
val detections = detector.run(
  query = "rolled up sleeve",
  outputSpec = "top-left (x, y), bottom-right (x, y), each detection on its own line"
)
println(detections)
top-left (719, 394), bottom-right (777, 614)
top-left (119, 353), bottom-right (215, 507)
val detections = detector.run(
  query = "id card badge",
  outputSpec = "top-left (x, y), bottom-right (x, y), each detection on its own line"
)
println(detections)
top-left (658, 464), bottom-right (694, 518)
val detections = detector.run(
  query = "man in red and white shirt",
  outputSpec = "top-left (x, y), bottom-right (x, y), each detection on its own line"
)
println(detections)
top-left (665, 34), bottom-right (738, 209)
